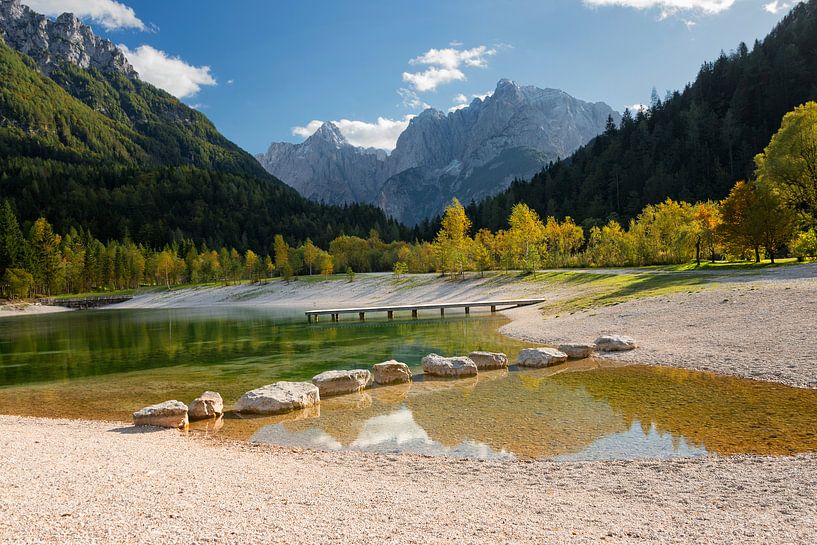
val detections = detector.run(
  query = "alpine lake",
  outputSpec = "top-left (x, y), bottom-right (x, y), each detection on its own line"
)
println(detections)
top-left (1, 307), bottom-right (816, 461)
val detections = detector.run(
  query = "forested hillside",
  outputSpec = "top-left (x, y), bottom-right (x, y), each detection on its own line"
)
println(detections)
top-left (460, 0), bottom-right (817, 234)
top-left (0, 35), bottom-right (404, 250)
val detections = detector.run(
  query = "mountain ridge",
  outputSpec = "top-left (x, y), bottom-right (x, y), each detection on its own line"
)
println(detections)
top-left (257, 79), bottom-right (619, 224)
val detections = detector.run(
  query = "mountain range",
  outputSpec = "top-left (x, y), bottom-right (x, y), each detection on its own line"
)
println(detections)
top-left (257, 80), bottom-right (619, 225)
top-left (0, 0), bottom-right (403, 248)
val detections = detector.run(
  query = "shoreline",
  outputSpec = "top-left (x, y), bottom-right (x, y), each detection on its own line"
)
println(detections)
top-left (1, 414), bottom-right (815, 544)
top-left (2, 266), bottom-right (817, 543)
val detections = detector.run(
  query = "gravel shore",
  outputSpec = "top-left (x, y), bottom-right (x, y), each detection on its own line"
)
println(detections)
top-left (1, 415), bottom-right (815, 545)
top-left (502, 264), bottom-right (817, 388)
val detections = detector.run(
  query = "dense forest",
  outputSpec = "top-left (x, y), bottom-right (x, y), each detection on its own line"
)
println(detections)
top-left (448, 0), bottom-right (817, 236)
top-left (0, 39), bottom-right (406, 250)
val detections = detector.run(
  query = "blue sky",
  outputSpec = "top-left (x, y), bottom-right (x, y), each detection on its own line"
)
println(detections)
top-left (26, 0), bottom-right (793, 153)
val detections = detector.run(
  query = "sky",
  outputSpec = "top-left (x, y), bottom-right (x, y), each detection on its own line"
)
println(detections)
top-left (24, 0), bottom-right (794, 153)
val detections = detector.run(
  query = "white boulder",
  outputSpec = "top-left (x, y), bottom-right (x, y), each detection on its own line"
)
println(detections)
top-left (372, 360), bottom-right (412, 385)
top-left (311, 369), bottom-right (372, 396)
top-left (468, 351), bottom-right (509, 370)
top-left (557, 343), bottom-right (596, 360)
top-left (188, 391), bottom-right (223, 420)
top-left (594, 335), bottom-right (638, 352)
top-left (515, 348), bottom-right (569, 368)
top-left (421, 354), bottom-right (478, 378)
top-left (235, 382), bottom-right (320, 414)
top-left (133, 400), bottom-right (188, 428)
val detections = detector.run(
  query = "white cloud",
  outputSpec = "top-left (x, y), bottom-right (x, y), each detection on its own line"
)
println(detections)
top-left (24, 0), bottom-right (145, 30)
top-left (398, 88), bottom-right (431, 111)
top-left (583, 0), bottom-right (736, 18)
top-left (628, 103), bottom-right (649, 112)
top-left (227, 79), bottom-right (235, 85)
top-left (292, 116), bottom-right (414, 150)
top-left (448, 93), bottom-right (469, 112)
top-left (119, 45), bottom-right (216, 98)
top-left (291, 120), bottom-right (324, 139)
top-left (763, 1), bottom-right (791, 13)
top-left (402, 45), bottom-right (496, 92)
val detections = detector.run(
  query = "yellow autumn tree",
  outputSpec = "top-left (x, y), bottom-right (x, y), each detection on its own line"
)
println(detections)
top-left (434, 198), bottom-right (472, 276)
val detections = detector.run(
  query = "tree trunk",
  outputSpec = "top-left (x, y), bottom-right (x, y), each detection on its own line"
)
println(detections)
top-left (754, 246), bottom-right (761, 263)
top-left (695, 238), bottom-right (701, 266)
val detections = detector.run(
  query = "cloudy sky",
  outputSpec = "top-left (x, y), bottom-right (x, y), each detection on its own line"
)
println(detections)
top-left (24, 0), bottom-right (793, 152)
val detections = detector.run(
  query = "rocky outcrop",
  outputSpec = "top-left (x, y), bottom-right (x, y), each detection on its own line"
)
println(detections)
top-left (595, 335), bottom-right (638, 352)
top-left (257, 80), bottom-right (619, 224)
top-left (235, 382), bottom-right (320, 415)
top-left (557, 343), bottom-right (596, 360)
top-left (132, 400), bottom-right (188, 428)
top-left (468, 351), bottom-right (509, 370)
top-left (421, 354), bottom-right (478, 378)
top-left (256, 122), bottom-right (393, 205)
top-left (372, 360), bottom-right (412, 385)
top-left (516, 348), bottom-right (569, 368)
top-left (188, 391), bottom-right (223, 420)
top-left (0, 0), bottom-right (136, 77)
top-left (311, 369), bottom-right (373, 397)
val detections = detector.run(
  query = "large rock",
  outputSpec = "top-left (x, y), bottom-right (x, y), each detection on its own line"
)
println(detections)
top-left (188, 391), bottom-right (223, 421)
top-left (468, 351), bottom-right (509, 370)
top-left (557, 343), bottom-right (596, 360)
top-left (133, 400), bottom-right (188, 428)
top-left (235, 382), bottom-right (320, 415)
top-left (311, 369), bottom-right (372, 397)
top-left (372, 360), bottom-right (412, 385)
top-left (421, 354), bottom-right (478, 378)
top-left (516, 348), bottom-right (569, 368)
top-left (595, 335), bottom-right (638, 352)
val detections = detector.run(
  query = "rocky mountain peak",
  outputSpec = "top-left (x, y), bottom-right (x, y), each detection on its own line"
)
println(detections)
top-left (307, 121), bottom-right (348, 147)
top-left (259, 79), bottom-right (620, 224)
top-left (0, 0), bottom-right (137, 77)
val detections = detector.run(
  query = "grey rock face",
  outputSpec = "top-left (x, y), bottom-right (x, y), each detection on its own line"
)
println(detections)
top-left (257, 80), bottom-right (619, 224)
top-left (0, 0), bottom-right (136, 77)
top-left (256, 122), bottom-right (394, 205)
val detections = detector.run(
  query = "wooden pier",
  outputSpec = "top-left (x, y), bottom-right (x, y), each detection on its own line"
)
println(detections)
top-left (306, 298), bottom-right (545, 323)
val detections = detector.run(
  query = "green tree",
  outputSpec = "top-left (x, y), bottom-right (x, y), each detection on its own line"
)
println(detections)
top-left (0, 201), bottom-right (26, 275)
top-left (28, 218), bottom-right (62, 295)
top-left (4, 268), bottom-right (33, 299)
top-left (755, 102), bottom-right (817, 225)
top-left (303, 239), bottom-right (318, 276)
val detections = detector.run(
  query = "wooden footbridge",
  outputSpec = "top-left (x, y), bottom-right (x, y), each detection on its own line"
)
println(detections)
top-left (306, 298), bottom-right (545, 323)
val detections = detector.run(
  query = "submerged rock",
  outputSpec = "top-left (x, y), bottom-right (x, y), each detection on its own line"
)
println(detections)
top-left (516, 348), bottom-right (569, 368)
top-left (311, 369), bottom-right (373, 397)
top-left (595, 335), bottom-right (638, 352)
top-left (421, 354), bottom-right (478, 378)
top-left (235, 382), bottom-right (320, 415)
top-left (188, 391), bottom-right (224, 420)
top-left (468, 351), bottom-right (509, 370)
top-left (372, 360), bottom-right (412, 385)
top-left (557, 343), bottom-right (596, 360)
top-left (132, 400), bottom-right (188, 428)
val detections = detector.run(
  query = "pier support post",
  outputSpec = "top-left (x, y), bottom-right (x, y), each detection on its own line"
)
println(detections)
top-left (359, 312), bottom-right (365, 321)
top-left (490, 305), bottom-right (496, 313)
top-left (387, 311), bottom-right (394, 320)
top-left (440, 308), bottom-right (445, 317)
top-left (465, 307), bottom-right (470, 315)
top-left (308, 315), bottom-right (312, 323)
top-left (412, 309), bottom-right (418, 319)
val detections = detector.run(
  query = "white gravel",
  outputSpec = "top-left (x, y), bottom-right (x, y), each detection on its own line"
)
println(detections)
top-left (1, 415), bottom-right (815, 545)
top-left (502, 264), bottom-right (817, 388)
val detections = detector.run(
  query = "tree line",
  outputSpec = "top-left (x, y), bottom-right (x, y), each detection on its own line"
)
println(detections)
top-left (2, 101), bottom-right (815, 298)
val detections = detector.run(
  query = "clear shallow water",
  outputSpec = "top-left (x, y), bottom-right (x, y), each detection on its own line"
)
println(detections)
top-left (1, 308), bottom-right (816, 461)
